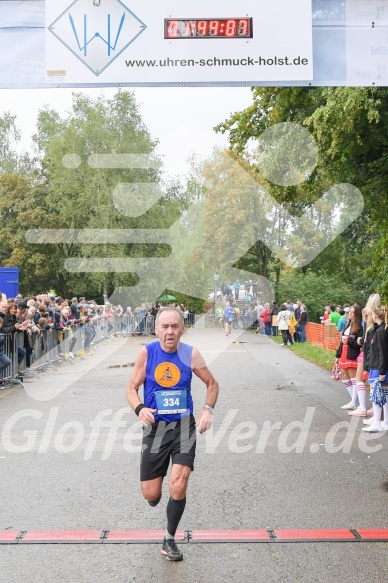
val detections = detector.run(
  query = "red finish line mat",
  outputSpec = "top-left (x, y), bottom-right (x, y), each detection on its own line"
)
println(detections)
top-left (20, 530), bottom-right (103, 544)
top-left (273, 529), bottom-right (357, 542)
top-left (105, 530), bottom-right (185, 543)
top-left (189, 530), bottom-right (271, 542)
top-left (1, 529), bottom-right (388, 545)
top-left (0, 531), bottom-right (20, 543)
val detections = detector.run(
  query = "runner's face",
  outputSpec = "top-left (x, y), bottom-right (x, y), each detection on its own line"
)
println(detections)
top-left (156, 311), bottom-right (183, 352)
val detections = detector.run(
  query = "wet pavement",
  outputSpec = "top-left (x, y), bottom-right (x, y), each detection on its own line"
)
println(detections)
top-left (0, 329), bottom-right (387, 583)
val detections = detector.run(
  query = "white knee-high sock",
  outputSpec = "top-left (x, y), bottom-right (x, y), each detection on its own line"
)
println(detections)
top-left (372, 403), bottom-right (382, 425)
top-left (350, 378), bottom-right (358, 406)
top-left (356, 381), bottom-right (367, 411)
top-left (342, 379), bottom-right (353, 398)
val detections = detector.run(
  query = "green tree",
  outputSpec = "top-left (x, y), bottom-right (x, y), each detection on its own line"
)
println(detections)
top-left (277, 269), bottom-right (364, 323)
top-left (215, 86), bottom-right (385, 299)
top-left (28, 90), bottom-right (187, 297)
top-left (0, 173), bottom-right (56, 294)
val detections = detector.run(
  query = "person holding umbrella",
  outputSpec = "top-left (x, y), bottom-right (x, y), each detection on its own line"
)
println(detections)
top-left (158, 295), bottom-right (177, 303)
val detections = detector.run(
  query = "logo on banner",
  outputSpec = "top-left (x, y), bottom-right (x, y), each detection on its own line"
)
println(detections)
top-left (48, 0), bottom-right (146, 76)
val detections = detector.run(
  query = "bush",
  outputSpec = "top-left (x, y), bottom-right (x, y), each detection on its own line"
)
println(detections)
top-left (277, 269), bottom-right (359, 323)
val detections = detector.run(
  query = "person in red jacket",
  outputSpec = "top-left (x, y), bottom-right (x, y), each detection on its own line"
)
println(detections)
top-left (260, 303), bottom-right (271, 336)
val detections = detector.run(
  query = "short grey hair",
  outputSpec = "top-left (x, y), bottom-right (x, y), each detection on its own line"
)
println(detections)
top-left (155, 307), bottom-right (184, 327)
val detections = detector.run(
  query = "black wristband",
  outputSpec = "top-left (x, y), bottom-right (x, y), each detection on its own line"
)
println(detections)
top-left (135, 404), bottom-right (146, 417)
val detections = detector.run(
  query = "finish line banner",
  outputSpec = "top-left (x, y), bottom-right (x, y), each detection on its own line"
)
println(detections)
top-left (45, 0), bottom-right (313, 84)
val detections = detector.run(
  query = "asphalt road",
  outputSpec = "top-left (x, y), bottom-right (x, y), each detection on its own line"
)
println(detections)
top-left (0, 330), bottom-right (387, 583)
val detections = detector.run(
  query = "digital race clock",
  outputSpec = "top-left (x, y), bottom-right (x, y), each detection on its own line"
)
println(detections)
top-left (165, 18), bottom-right (253, 39)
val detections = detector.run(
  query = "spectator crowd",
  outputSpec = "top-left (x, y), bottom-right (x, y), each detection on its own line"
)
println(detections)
top-left (2, 280), bottom-right (387, 447)
top-left (214, 283), bottom-right (308, 344)
top-left (0, 291), bottom-right (203, 387)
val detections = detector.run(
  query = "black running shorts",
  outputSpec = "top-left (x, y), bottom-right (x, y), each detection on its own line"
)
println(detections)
top-left (140, 414), bottom-right (196, 482)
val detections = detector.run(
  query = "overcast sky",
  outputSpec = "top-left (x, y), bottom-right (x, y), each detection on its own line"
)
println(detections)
top-left (0, 86), bottom-right (253, 178)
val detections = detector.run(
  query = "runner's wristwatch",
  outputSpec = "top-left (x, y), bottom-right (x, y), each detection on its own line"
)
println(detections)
top-left (203, 405), bottom-right (214, 414)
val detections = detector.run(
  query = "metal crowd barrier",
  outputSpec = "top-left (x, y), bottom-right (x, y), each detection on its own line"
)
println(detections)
top-left (101, 311), bottom-right (202, 335)
top-left (0, 309), bottom-right (260, 388)
top-left (0, 316), bottom-right (116, 386)
top-left (0, 333), bottom-right (15, 383)
top-left (115, 314), bottom-right (155, 337)
top-left (121, 313), bottom-right (136, 336)
top-left (0, 316), bottom-right (127, 384)
top-left (184, 314), bottom-right (201, 328)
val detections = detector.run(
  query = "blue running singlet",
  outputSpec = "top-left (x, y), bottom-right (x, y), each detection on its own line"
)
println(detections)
top-left (144, 341), bottom-right (193, 422)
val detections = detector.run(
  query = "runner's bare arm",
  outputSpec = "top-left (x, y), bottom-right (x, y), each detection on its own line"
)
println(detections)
top-left (126, 346), bottom-right (156, 424)
top-left (192, 348), bottom-right (219, 434)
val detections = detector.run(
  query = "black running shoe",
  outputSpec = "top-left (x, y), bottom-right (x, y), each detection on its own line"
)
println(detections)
top-left (161, 537), bottom-right (183, 561)
top-left (148, 493), bottom-right (162, 507)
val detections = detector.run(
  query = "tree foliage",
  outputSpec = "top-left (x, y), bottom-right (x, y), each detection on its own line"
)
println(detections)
top-left (214, 86), bottom-right (388, 303)
top-left (2, 86), bottom-right (388, 309)
top-left (0, 91), bottom-right (189, 299)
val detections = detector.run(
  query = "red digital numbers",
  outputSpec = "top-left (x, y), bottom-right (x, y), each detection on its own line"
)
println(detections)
top-left (225, 20), bottom-right (237, 37)
top-left (165, 18), bottom-right (252, 39)
top-left (197, 20), bottom-right (208, 37)
top-left (209, 20), bottom-right (219, 36)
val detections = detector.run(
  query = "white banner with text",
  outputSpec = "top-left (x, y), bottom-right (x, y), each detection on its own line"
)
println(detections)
top-left (45, 0), bottom-right (313, 84)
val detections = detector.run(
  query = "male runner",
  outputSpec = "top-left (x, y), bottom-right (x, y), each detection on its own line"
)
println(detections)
top-left (126, 307), bottom-right (219, 561)
top-left (223, 301), bottom-right (235, 336)
top-left (215, 303), bottom-right (224, 330)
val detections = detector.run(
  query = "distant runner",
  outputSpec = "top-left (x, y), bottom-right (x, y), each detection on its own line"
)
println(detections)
top-left (223, 301), bottom-right (235, 336)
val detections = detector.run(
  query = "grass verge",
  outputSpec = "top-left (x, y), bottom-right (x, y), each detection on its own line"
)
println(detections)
top-left (269, 335), bottom-right (335, 371)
